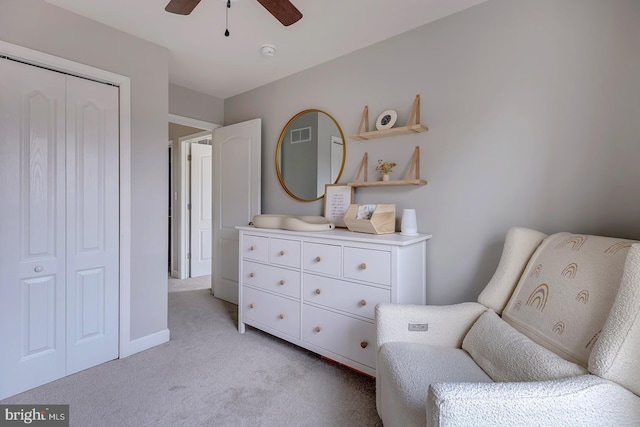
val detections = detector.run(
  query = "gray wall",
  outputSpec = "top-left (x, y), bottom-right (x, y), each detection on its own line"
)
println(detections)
top-left (281, 113), bottom-right (318, 200)
top-left (0, 0), bottom-right (169, 341)
top-left (169, 83), bottom-right (224, 125)
top-left (225, 0), bottom-right (640, 304)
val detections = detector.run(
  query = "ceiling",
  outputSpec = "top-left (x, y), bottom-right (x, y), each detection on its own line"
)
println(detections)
top-left (44, 0), bottom-right (488, 99)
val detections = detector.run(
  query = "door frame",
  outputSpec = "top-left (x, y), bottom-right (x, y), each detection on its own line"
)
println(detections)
top-left (179, 130), bottom-right (213, 279)
top-left (168, 114), bottom-right (220, 280)
top-left (0, 41), bottom-right (139, 357)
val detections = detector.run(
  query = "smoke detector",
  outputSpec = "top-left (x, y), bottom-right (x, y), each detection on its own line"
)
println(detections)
top-left (261, 45), bottom-right (277, 57)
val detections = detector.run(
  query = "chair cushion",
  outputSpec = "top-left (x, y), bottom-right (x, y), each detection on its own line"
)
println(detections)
top-left (502, 232), bottom-right (637, 366)
top-left (462, 310), bottom-right (588, 382)
top-left (378, 342), bottom-right (492, 427)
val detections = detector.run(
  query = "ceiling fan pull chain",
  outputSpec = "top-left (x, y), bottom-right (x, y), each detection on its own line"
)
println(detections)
top-left (224, 0), bottom-right (231, 37)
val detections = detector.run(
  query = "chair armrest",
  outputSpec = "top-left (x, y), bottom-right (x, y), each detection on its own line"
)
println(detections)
top-left (427, 375), bottom-right (640, 427)
top-left (375, 302), bottom-right (487, 349)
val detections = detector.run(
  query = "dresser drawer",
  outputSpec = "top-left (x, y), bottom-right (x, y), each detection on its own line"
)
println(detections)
top-left (303, 274), bottom-right (390, 320)
top-left (242, 287), bottom-right (300, 339)
top-left (302, 304), bottom-right (375, 369)
top-left (269, 238), bottom-right (301, 269)
top-left (242, 261), bottom-right (300, 299)
top-left (303, 242), bottom-right (341, 277)
top-left (343, 247), bottom-right (391, 286)
top-left (242, 235), bottom-right (269, 263)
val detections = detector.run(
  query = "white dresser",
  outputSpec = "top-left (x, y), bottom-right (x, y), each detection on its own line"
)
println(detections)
top-left (236, 226), bottom-right (431, 376)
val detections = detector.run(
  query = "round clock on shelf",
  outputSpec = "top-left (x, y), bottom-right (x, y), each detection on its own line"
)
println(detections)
top-left (375, 109), bottom-right (397, 130)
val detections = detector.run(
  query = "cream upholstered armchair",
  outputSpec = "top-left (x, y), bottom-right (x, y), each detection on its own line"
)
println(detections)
top-left (376, 227), bottom-right (640, 426)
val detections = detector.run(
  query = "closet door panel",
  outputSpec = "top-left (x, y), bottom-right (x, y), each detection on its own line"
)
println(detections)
top-left (65, 76), bottom-right (119, 375)
top-left (0, 58), bottom-right (67, 399)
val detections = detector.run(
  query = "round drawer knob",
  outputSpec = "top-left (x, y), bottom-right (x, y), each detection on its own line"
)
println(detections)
top-left (34, 265), bottom-right (44, 273)
top-left (315, 256), bottom-right (321, 262)
top-left (279, 250), bottom-right (286, 256)
top-left (279, 314), bottom-right (285, 320)
top-left (360, 263), bottom-right (367, 270)
top-left (315, 326), bottom-right (322, 333)
top-left (360, 341), bottom-right (368, 349)
top-left (315, 288), bottom-right (322, 295)
top-left (360, 299), bottom-right (367, 306)
top-left (249, 245), bottom-right (256, 251)
top-left (249, 272), bottom-right (256, 278)
top-left (279, 279), bottom-right (286, 286)
top-left (249, 303), bottom-right (255, 309)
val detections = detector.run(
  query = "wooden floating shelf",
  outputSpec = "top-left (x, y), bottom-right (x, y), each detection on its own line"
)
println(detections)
top-left (349, 146), bottom-right (427, 188)
top-left (350, 94), bottom-right (428, 141)
top-left (348, 179), bottom-right (427, 187)
top-left (350, 124), bottom-right (428, 141)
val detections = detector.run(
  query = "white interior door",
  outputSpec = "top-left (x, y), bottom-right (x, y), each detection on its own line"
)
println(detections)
top-left (212, 119), bottom-right (261, 303)
top-left (64, 75), bottom-right (119, 375)
top-left (0, 58), bottom-right (67, 399)
top-left (0, 58), bottom-right (119, 399)
top-left (189, 143), bottom-right (213, 277)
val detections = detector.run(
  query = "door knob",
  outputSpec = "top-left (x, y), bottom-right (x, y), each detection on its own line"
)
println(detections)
top-left (34, 265), bottom-right (44, 273)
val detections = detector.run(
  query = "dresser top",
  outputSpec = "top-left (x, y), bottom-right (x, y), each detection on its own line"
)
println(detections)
top-left (236, 226), bottom-right (432, 246)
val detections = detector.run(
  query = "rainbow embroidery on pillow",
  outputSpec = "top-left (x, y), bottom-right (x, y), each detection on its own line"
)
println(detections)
top-left (552, 321), bottom-right (565, 335)
top-left (529, 264), bottom-right (542, 278)
top-left (576, 290), bottom-right (589, 304)
top-left (586, 330), bottom-right (601, 350)
top-left (555, 235), bottom-right (588, 251)
top-left (561, 263), bottom-right (578, 279)
top-left (604, 241), bottom-right (635, 254)
top-left (526, 284), bottom-right (549, 311)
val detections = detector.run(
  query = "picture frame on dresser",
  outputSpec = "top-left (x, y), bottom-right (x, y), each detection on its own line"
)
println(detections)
top-left (324, 184), bottom-right (354, 228)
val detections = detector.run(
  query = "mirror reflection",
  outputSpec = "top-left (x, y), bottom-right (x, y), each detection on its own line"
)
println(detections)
top-left (275, 109), bottom-right (346, 202)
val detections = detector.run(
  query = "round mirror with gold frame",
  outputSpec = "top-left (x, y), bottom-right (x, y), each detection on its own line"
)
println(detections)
top-left (275, 109), bottom-right (346, 202)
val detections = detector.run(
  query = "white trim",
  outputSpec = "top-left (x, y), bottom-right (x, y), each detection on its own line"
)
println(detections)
top-left (169, 113), bottom-right (218, 131)
top-left (126, 329), bottom-right (171, 356)
top-left (0, 40), bottom-right (141, 358)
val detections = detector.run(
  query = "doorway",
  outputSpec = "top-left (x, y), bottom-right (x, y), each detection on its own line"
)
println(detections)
top-left (168, 117), bottom-right (219, 282)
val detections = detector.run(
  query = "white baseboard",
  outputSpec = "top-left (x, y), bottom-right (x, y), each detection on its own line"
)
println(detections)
top-left (121, 328), bottom-right (170, 358)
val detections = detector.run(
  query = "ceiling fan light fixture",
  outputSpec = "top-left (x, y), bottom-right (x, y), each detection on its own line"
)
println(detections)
top-left (261, 45), bottom-right (277, 57)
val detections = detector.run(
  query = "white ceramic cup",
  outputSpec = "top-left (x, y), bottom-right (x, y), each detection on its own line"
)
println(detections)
top-left (400, 209), bottom-right (418, 235)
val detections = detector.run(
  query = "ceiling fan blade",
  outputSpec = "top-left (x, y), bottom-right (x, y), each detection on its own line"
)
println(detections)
top-left (165, 0), bottom-right (202, 15)
top-left (256, 0), bottom-right (303, 26)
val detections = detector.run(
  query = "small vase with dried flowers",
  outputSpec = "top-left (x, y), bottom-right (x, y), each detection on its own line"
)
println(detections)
top-left (376, 160), bottom-right (397, 181)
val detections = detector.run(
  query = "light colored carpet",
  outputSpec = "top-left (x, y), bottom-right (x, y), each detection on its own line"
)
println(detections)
top-left (1, 289), bottom-right (382, 427)
top-left (168, 274), bottom-right (211, 292)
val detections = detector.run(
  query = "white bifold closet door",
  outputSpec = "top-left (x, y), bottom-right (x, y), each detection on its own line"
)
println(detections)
top-left (0, 58), bottom-right (119, 399)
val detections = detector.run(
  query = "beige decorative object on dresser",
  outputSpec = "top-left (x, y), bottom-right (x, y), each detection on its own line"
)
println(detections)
top-left (343, 204), bottom-right (396, 234)
top-left (237, 226), bottom-right (431, 376)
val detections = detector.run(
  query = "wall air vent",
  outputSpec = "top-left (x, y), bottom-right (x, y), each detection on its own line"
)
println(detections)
top-left (290, 126), bottom-right (311, 144)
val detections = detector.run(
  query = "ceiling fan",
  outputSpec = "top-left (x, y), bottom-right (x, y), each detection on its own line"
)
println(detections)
top-left (165, 0), bottom-right (303, 27)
